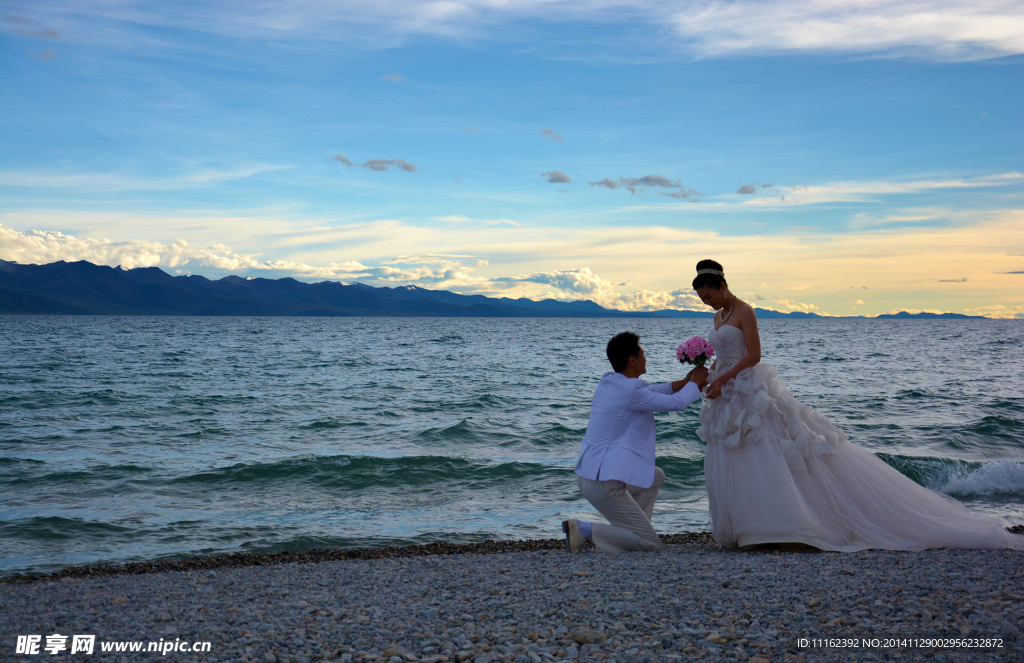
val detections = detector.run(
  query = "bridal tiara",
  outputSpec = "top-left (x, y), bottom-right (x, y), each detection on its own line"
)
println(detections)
top-left (697, 268), bottom-right (724, 276)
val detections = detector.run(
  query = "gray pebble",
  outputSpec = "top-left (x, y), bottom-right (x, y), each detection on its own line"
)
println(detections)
top-left (1, 543), bottom-right (1021, 663)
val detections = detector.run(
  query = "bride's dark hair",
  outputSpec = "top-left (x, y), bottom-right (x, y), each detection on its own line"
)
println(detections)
top-left (692, 259), bottom-right (727, 289)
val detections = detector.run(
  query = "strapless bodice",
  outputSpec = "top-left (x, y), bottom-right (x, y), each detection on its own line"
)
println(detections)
top-left (708, 324), bottom-right (745, 372)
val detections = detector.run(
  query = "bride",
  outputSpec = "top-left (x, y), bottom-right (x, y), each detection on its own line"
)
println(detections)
top-left (693, 259), bottom-right (1023, 551)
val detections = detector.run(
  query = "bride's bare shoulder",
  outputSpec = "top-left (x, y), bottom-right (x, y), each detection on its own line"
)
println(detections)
top-left (733, 297), bottom-right (753, 313)
top-left (737, 299), bottom-right (759, 325)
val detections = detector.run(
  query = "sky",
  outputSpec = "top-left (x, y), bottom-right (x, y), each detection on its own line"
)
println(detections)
top-left (1, 1), bottom-right (1022, 317)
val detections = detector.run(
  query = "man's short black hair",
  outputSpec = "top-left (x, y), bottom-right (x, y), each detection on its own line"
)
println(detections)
top-left (607, 331), bottom-right (641, 373)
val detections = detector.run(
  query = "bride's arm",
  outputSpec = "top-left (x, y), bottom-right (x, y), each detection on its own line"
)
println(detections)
top-left (710, 311), bottom-right (718, 371)
top-left (705, 306), bottom-right (761, 399)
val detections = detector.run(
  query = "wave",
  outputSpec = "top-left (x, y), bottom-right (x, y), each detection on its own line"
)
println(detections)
top-left (971, 414), bottom-right (1024, 440)
top-left (416, 419), bottom-right (476, 442)
top-left (936, 459), bottom-right (1024, 497)
top-left (0, 516), bottom-right (132, 541)
top-left (171, 454), bottom-right (568, 491)
top-left (298, 418), bottom-right (346, 430)
top-left (878, 454), bottom-right (1024, 497)
top-left (523, 423), bottom-right (585, 447)
top-left (427, 334), bottom-right (464, 344)
top-left (895, 388), bottom-right (931, 400)
top-left (655, 456), bottom-right (706, 489)
top-left (909, 414), bottom-right (1024, 453)
top-left (470, 393), bottom-right (519, 408)
top-left (405, 393), bottom-right (523, 414)
top-left (0, 462), bottom-right (154, 489)
top-left (0, 457), bottom-right (46, 470)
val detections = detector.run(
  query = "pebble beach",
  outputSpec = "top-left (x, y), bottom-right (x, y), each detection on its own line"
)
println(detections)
top-left (3, 532), bottom-right (1022, 663)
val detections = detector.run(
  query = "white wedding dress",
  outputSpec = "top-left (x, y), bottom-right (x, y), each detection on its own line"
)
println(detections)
top-left (698, 324), bottom-right (1023, 551)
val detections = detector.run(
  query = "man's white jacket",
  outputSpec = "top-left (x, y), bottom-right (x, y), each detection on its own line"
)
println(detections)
top-left (574, 371), bottom-right (702, 489)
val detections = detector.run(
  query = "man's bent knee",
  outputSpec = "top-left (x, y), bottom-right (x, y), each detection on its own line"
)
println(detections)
top-left (638, 533), bottom-right (663, 552)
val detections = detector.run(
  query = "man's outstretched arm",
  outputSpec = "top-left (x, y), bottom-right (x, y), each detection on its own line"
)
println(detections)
top-left (629, 367), bottom-right (708, 412)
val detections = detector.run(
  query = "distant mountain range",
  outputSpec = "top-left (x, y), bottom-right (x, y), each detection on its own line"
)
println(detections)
top-left (0, 260), bottom-right (986, 319)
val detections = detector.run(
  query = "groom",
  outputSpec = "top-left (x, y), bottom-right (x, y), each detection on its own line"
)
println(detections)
top-left (563, 332), bottom-right (708, 553)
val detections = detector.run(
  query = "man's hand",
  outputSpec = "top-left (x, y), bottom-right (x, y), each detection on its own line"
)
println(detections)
top-left (671, 366), bottom-right (710, 394)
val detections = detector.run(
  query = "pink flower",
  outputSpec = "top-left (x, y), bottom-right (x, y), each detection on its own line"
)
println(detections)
top-left (677, 335), bottom-right (714, 365)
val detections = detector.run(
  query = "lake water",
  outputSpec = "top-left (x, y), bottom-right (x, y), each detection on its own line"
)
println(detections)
top-left (2, 316), bottom-right (1022, 575)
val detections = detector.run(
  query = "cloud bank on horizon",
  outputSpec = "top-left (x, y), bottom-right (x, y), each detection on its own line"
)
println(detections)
top-left (1, 0), bottom-right (1022, 318)
top-left (4, 206), bottom-right (1023, 318)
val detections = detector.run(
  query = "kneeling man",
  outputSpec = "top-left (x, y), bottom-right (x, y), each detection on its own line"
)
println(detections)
top-left (564, 332), bottom-right (708, 553)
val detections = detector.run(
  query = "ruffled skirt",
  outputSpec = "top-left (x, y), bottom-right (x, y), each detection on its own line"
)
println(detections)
top-left (697, 363), bottom-right (1023, 551)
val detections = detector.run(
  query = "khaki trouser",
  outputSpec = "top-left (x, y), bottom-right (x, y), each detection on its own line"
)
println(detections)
top-left (577, 467), bottom-right (665, 552)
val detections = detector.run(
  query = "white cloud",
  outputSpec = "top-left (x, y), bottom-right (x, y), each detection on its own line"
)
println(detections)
top-left (0, 223), bottom-right (489, 291)
top-left (965, 304), bottom-right (1024, 319)
top-left (381, 253), bottom-right (476, 264)
top-left (0, 164), bottom-right (289, 191)
top-left (848, 210), bottom-right (946, 228)
top-left (0, 224), bottom-right (269, 271)
top-left (671, 0), bottom-right (1024, 61)
top-left (500, 267), bottom-right (617, 297)
top-left (768, 298), bottom-right (821, 314)
top-left (433, 214), bottom-right (521, 227)
top-left (743, 172), bottom-right (1023, 207)
top-left (489, 269), bottom-right (707, 311)
top-left (27, 0), bottom-right (1022, 61)
top-left (615, 289), bottom-right (705, 312)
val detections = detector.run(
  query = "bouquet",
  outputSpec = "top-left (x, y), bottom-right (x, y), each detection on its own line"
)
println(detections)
top-left (676, 336), bottom-right (714, 368)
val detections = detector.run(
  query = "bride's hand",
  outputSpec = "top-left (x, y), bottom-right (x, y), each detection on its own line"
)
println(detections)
top-left (705, 377), bottom-right (727, 399)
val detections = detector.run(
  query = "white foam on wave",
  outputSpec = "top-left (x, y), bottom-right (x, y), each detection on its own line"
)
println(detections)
top-left (937, 459), bottom-right (1024, 497)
